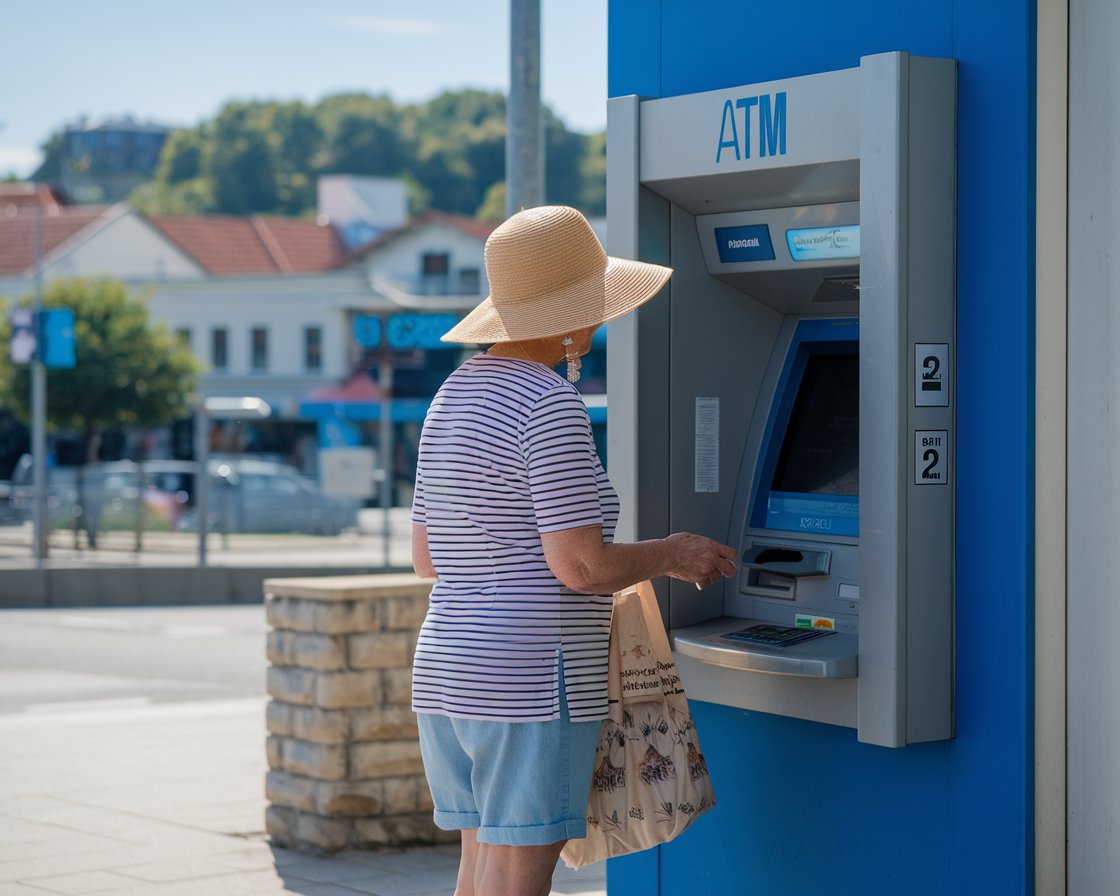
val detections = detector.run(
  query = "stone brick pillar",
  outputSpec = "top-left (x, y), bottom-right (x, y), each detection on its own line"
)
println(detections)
top-left (263, 573), bottom-right (453, 853)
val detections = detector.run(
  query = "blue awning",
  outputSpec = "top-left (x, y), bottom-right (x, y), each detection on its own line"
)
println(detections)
top-left (298, 398), bottom-right (432, 423)
top-left (300, 395), bottom-right (607, 425)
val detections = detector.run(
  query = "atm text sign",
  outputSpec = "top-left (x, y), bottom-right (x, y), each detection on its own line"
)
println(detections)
top-left (716, 92), bottom-right (788, 163)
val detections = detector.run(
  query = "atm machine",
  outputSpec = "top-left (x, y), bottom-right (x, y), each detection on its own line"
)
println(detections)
top-left (607, 52), bottom-right (955, 748)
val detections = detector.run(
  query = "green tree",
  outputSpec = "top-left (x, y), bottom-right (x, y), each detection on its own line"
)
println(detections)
top-left (122, 88), bottom-right (607, 221)
top-left (579, 131), bottom-right (607, 216)
top-left (544, 113), bottom-right (588, 209)
top-left (262, 102), bottom-right (323, 215)
top-left (30, 131), bottom-right (65, 183)
top-left (0, 279), bottom-right (201, 464)
top-left (475, 181), bottom-right (506, 222)
top-left (156, 129), bottom-right (207, 184)
top-left (207, 103), bottom-right (279, 214)
top-left (318, 93), bottom-right (409, 177)
top-left (129, 177), bottom-right (214, 215)
top-left (409, 91), bottom-right (508, 216)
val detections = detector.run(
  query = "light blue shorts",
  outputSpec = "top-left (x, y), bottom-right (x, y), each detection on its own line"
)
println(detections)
top-left (416, 665), bottom-right (601, 846)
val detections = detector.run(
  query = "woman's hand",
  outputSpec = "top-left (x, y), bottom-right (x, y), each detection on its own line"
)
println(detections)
top-left (541, 526), bottom-right (737, 595)
top-left (663, 532), bottom-right (739, 590)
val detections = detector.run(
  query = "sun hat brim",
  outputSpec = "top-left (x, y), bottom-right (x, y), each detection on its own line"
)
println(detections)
top-left (440, 255), bottom-right (672, 344)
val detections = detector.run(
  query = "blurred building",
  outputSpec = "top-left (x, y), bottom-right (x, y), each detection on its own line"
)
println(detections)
top-left (0, 178), bottom-right (606, 493)
top-left (58, 117), bottom-right (171, 204)
top-left (316, 176), bottom-right (408, 249)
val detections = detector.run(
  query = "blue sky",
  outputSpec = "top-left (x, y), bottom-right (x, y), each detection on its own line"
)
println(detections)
top-left (0, 0), bottom-right (607, 179)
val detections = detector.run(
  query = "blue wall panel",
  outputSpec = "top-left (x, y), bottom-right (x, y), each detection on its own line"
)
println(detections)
top-left (607, 1), bottom-right (1035, 893)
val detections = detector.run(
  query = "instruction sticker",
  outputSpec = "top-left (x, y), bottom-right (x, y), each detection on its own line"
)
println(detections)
top-left (914, 430), bottom-right (949, 485)
top-left (695, 397), bottom-right (720, 493)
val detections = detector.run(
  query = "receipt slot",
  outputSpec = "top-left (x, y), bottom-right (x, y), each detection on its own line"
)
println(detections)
top-left (607, 52), bottom-right (955, 747)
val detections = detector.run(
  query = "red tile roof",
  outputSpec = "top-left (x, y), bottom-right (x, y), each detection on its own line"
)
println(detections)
top-left (0, 183), bottom-right (66, 215)
top-left (0, 205), bottom-right (112, 275)
top-left (146, 214), bottom-right (347, 275)
top-left (347, 209), bottom-right (499, 261)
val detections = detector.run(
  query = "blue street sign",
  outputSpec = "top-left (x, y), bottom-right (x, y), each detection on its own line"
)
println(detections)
top-left (42, 309), bottom-right (76, 369)
top-left (386, 312), bottom-right (460, 349)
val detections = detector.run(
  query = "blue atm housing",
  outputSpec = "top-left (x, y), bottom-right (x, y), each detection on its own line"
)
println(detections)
top-left (608, 0), bottom-right (1033, 889)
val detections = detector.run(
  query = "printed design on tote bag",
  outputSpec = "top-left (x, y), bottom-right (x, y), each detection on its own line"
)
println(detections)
top-left (638, 743), bottom-right (677, 785)
top-left (591, 721), bottom-right (627, 793)
top-left (687, 740), bottom-right (710, 782)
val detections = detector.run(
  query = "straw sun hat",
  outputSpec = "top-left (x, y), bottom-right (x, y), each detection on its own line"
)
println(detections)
top-left (441, 205), bottom-right (672, 344)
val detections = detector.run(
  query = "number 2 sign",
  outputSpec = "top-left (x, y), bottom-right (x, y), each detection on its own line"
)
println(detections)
top-left (915, 343), bottom-right (950, 407)
top-left (914, 430), bottom-right (950, 485)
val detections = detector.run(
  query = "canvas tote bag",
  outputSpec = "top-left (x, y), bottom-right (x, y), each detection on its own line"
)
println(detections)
top-left (561, 580), bottom-right (716, 869)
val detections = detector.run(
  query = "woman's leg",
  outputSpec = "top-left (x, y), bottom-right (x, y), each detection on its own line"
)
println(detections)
top-left (474, 839), bottom-right (566, 896)
top-left (456, 829), bottom-right (482, 896)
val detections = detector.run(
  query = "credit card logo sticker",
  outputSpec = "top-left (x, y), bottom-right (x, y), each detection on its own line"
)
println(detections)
top-left (795, 614), bottom-right (836, 631)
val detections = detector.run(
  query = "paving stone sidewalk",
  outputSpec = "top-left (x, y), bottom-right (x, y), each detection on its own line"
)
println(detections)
top-left (0, 696), bottom-right (606, 895)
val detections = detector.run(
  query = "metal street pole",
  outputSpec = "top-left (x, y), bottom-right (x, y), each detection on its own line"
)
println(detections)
top-left (31, 206), bottom-right (48, 565)
top-left (378, 352), bottom-right (393, 568)
top-left (195, 404), bottom-right (210, 566)
top-left (507, 0), bottom-right (544, 216)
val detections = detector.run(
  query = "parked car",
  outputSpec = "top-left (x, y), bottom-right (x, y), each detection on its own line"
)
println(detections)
top-left (5, 455), bottom-right (360, 536)
top-left (199, 458), bottom-right (361, 536)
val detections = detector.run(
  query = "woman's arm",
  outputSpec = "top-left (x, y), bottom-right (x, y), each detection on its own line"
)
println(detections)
top-left (411, 523), bottom-right (437, 579)
top-left (541, 525), bottom-right (737, 595)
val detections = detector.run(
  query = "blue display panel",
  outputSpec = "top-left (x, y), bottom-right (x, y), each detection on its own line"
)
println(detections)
top-left (786, 225), bottom-right (860, 261)
top-left (751, 318), bottom-right (859, 536)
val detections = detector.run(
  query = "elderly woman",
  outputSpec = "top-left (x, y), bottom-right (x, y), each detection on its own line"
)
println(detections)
top-left (411, 206), bottom-right (736, 896)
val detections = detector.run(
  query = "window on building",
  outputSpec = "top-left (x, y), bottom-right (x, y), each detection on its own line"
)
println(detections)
top-left (458, 268), bottom-right (481, 295)
top-left (304, 326), bottom-right (322, 371)
top-left (175, 327), bottom-right (191, 350)
top-left (211, 328), bottom-right (228, 370)
top-left (421, 252), bottom-right (451, 295)
top-left (421, 252), bottom-right (450, 275)
top-left (251, 327), bottom-right (268, 371)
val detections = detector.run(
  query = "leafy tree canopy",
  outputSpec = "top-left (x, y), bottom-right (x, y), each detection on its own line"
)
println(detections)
top-left (0, 279), bottom-right (201, 457)
top-left (117, 90), bottom-right (604, 220)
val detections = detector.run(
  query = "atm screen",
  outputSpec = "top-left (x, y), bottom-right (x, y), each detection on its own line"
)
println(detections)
top-left (753, 320), bottom-right (860, 537)
top-left (771, 355), bottom-right (859, 496)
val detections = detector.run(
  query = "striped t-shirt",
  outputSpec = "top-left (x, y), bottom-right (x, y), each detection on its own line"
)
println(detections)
top-left (410, 353), bottom-right (620, 723)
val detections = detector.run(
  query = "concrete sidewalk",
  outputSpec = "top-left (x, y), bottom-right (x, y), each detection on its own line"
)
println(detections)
top-left (0, 696), bottom-right (607, 895)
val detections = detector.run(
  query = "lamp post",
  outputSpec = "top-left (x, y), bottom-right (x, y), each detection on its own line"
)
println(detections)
top-left (195, 396), bottom-right (271, 566)
top-left (31, 207), bottom-right (48, 564)
top-left (507, 0), bottom-right (543, 215)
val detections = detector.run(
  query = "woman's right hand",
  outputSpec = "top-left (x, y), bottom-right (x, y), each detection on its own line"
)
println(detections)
top-left (663, 532), bottom-right (739, 590)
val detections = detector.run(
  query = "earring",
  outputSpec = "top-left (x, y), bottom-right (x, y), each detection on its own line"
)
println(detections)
top-left (562, 336), bottom-right (581, 384)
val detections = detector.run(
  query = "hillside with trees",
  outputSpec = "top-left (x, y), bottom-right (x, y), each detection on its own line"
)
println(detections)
top-left (33, 91), bottom-right (606, 221)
